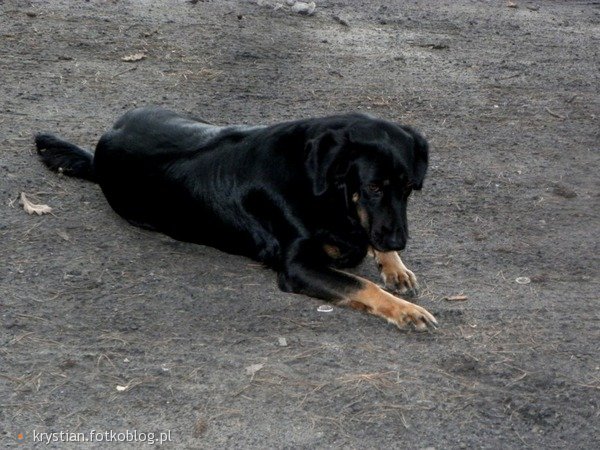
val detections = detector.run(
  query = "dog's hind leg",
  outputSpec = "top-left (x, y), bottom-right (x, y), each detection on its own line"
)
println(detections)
top-left (278, 239), bottom-right (436, 331)
top-left (369, 247), bottom-right (419, 297)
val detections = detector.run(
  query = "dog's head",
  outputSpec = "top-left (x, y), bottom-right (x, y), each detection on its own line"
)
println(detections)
top-left (305, 117), bottom-right (428, 252)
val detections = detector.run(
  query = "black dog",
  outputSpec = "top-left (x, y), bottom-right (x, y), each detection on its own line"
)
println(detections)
top-left (35, 107), bottom-right (437, 330)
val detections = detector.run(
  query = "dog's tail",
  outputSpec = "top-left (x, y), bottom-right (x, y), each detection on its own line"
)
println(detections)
top-left (34, 133), bottom-right (96, 182)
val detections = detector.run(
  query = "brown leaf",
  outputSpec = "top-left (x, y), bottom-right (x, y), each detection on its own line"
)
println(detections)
top-left (20, 192), bottom-right (52, 215)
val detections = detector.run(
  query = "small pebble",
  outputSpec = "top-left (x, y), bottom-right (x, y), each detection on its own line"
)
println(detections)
top-left (278, 337), bottom-right (288, 347)
top-left (291, 1), bottom-right (316, 15)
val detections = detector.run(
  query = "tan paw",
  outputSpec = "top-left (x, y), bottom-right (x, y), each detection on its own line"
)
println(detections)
top-left (347, 280), bottom-right (437, 331)
top-left (373, 250), bottom-right (419, 296)
top-left (380, 264), bottom-right (419, 295)
top-left (385, 297), bottom-right (437, 331)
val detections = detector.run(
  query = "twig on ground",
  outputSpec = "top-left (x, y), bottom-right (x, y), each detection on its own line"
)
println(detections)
top-left (545, 107), bottom-right (565, 119)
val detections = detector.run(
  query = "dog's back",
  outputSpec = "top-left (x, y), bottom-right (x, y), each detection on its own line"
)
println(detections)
top-left (99, 107), bottom-right (221, 159)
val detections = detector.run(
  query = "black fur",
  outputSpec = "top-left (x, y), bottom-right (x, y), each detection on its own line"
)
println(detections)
top-left (35, 133), bottom-right (96, 182)
top-left (35, 107), bottom-right (428, 302)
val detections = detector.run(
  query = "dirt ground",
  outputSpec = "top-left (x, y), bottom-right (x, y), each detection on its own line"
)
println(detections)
top-left (1, 0), bottom-right (598, 448)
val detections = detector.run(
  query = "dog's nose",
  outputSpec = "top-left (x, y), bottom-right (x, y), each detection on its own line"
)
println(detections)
top-left (385, 235), bottom-right (406, 251)
top-left (381, 228), bottom-right (407, 251)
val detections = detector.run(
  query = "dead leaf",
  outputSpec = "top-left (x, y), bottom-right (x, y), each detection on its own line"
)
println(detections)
top-left (20, 192), bottom-right (52, 215)
top-left (121, 53), bottom-right (146, 62)
top-left (244, 363), bottom-right (264, 377)
top-left (444, 295), bottom-right (468, 302)
top-left (56, 230), bottom-right (70, 241)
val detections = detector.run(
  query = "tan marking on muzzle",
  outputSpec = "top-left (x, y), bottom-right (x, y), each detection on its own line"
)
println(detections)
top-left (323, 244), bottom-right (341, 259)
top-left (352, 192), bottom-right (369, 230)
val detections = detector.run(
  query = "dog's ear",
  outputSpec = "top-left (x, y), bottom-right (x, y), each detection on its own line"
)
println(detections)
top-left (402, 127), bottom-right (429, 190)
top-left (305, 130), bottom-right (345, 196)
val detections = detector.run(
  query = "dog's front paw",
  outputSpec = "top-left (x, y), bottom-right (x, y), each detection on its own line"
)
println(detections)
top-left (346, 281), bottom-right (437, 331)
top-left (371, 250), bottom-right (419, 296)
top-left (386, 297), bottom-right (437, 331)
top-left (380, 264), bottom-right (419, 296)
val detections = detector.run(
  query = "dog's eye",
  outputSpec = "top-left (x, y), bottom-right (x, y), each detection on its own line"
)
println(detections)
top-left (367, 183), bottom-right (382, 193)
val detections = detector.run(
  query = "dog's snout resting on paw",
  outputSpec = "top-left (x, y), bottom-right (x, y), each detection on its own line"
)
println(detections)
top-left (35, 107), bottom-right (437, 331)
